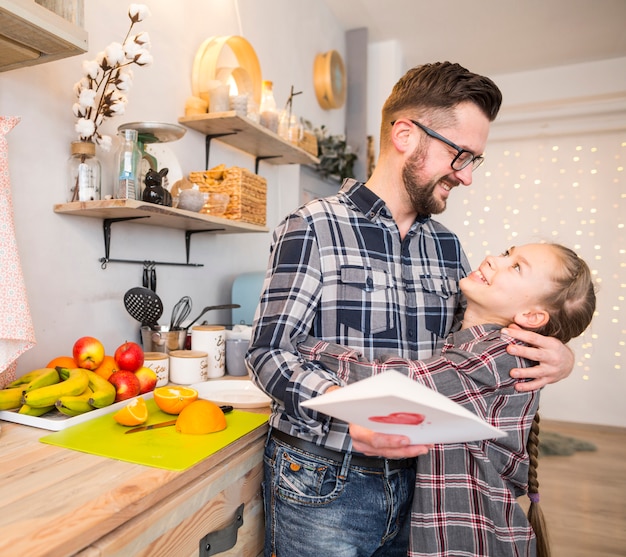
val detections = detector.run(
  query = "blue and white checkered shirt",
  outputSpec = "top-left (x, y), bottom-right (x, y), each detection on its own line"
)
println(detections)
top-left (247, 179), bottom-right (470, 451)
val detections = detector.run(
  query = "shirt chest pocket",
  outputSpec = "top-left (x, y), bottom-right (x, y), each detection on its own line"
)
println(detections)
top-left (338, 266), bottom-right (394, 335)
top-left (420, 275), bottom-right (459, 339)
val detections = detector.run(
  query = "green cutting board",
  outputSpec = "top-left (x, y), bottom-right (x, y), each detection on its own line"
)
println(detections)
top-left (40, 399), bottom-right (268, 471)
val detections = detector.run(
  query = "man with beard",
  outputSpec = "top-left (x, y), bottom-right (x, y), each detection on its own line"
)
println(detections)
top-left (247, 62), bottom-right (574, 557)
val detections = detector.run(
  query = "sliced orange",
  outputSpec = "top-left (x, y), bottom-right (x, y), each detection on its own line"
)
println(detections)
top-left (153, 386), bottom-right (198, 415)
top-left (113, 397), bottom-right (148, 426)
top-left (175, 400), bottom-right (227, 435)
top-left (46, 356), bottom-right (78, 369)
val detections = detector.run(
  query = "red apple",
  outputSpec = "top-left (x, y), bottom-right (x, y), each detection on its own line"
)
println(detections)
top-left (134, 366), bottom-right (158, 394)
top-left (72, 336), bottom-right (105, 371)
top-left (108, 370), bottom-right (141, 402)
top-left (114, 341), bottom-right (144, 372)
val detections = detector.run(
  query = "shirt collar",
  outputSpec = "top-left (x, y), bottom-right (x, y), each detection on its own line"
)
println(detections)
top-left (339, 178), bottom-right (431, 226)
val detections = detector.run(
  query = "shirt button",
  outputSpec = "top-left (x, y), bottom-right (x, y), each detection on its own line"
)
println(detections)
top-left (408, 330), bottom-right (415, 338)
top-left (366, 277), bottom-right (373, 288)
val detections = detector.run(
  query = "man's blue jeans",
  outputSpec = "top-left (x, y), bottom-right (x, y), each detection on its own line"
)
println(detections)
top-left (263, 433), bottom-right (416, 557)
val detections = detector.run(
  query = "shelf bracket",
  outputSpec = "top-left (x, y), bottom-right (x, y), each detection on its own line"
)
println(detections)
top-left (185, 229), bottom-right (225, 263)
top-left (205, 132), bottom-right (239, 169)
top-left (255, 155), bottom-right (281, 174)
top-left (103, 217), bottom-right (148, 262)
top-left (100, 217), bottom-right (208, 269)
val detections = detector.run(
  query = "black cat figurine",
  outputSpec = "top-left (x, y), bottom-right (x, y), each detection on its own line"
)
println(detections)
top-left (142, 168), bottom-right (173, 206)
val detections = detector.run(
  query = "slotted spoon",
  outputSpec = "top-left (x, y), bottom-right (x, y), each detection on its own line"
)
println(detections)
top-left (123, 286), bottom-right (164, 327)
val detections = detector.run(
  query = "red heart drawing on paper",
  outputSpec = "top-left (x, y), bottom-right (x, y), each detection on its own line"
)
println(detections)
top-left (368, 412), bottom-right (425, 425)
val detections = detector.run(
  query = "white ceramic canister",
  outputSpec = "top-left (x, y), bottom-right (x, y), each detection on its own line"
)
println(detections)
top-left (191, 325), bottom-right (226, 378)
top-left (168, 350), bottom-right (208, 385)
top-left (143, 351), bottom-right (169, 387)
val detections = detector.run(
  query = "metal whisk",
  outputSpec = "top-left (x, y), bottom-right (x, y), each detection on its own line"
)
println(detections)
top-left (169, 296), bottom-right (192, 330)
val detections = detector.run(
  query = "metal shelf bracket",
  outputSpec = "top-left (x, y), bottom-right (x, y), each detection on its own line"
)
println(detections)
top-left (205, 132), bottom-right (238, 169)
top-left (100, 217), bottom-right (216, 269)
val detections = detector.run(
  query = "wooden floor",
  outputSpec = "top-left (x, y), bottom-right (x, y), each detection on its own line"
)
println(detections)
top-left (518, 420), bottom-right (626, 557)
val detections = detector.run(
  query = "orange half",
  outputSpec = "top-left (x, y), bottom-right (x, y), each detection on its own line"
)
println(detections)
top-left (175, 399), bottom-right (227, 435)
top-left (153, 386), bottom-right (198, 415)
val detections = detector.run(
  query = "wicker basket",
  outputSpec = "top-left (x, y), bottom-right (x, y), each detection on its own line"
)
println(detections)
top-left (189, 165), bottom-right (267, 226)
top-left (298, 131), bottom-right (318, 157)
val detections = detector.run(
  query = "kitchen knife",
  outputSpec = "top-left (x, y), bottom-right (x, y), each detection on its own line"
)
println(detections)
top-left (125, 405), bottom-right (234, 434)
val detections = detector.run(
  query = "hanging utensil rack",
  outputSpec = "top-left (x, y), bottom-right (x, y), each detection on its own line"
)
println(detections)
top-left (99, 217), bottom-right (220, 269)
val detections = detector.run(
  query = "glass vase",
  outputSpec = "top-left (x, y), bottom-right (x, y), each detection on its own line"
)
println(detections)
top-left (67, 141), bottom-right (101, 202)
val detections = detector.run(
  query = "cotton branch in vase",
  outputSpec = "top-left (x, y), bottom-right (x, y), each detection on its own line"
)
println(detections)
top-left (72, 3), bottom-right (153, 150)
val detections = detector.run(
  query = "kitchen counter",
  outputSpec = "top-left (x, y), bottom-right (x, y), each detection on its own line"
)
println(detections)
top-left (0, 406), bottom-right (269, 556)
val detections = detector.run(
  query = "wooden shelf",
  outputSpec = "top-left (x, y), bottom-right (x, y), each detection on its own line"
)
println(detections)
top-left (179, 112), bottom-right (320, 167)
top-left (0, 0), bottom-right (88, 72)
top-left (53, 199), bottom-right (269, 234)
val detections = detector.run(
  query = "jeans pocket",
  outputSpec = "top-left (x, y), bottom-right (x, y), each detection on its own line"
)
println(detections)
top-left (270, 444), bottom-right (345, 506)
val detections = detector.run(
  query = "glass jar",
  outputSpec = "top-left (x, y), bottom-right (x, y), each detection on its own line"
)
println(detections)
top-left (115, 129), bottom-right (142, 199)
top-left (67, 141), bottom-right (101, 202)
top-left (259, 80), bottom-right (279, 133)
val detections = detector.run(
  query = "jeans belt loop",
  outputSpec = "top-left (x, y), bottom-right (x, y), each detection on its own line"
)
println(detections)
top-left (339, 450), bottom-right (352, 480)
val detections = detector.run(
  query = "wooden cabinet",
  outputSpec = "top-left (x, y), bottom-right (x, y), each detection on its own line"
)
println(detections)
top-left (0, 0), bottom-right (87, 72)
top-left (0, 417), bottom-right (268, 556)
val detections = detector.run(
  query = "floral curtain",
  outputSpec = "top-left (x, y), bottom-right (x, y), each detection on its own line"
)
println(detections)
top-left (0, 117), bottom-right (35, 387)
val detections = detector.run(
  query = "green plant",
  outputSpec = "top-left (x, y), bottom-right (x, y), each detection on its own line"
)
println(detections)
top-left (304, 122), bottom-right (358, 181)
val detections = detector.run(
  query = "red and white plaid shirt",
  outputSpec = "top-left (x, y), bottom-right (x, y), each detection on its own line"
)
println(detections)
top-left (299, 323), bottom-right (539, 556)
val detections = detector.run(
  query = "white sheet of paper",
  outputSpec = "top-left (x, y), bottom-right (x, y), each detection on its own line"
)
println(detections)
top-left (301, 371), bottom-right (506, 444)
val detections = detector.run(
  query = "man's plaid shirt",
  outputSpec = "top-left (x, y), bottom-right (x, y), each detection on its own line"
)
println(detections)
top-left (248, 179), bottom-right (469, 451)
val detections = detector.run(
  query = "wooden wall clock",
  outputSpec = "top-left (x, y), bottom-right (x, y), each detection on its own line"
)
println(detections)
top-left (314, 50), bottom-right (347, 110)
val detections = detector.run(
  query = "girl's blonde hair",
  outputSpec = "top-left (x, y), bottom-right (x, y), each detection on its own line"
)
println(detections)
top-left (535, 244), bottom-right (596, 343)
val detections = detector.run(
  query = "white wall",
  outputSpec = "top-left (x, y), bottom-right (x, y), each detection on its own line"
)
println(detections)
top-left (0, 0), bottom-right (345, 373)
top-left (437, 58), bottom-right (626, 428)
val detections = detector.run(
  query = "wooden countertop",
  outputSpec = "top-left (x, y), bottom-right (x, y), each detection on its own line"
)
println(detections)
top-left (0, 408), bottom-right (268, 556)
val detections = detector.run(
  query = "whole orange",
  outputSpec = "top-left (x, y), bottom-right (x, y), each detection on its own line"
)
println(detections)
top-left (153, 386), bottom-right (198, 415)
top-left (175, 400), bottom-right (227, 435)
top-left (94, 355), bottom-right (119, 380)
top-left (46, 356), bottom-right (78, 369)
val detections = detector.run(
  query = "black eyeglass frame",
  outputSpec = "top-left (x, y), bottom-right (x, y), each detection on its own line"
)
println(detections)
top-left (391, 119), bottom-right (484, 171)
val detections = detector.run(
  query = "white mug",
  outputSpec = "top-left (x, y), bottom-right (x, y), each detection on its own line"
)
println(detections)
top-left (191, 325), bottom-right (226, 378)
top-left (168, 350), bottom-right (208, 385)
top-left (143, 351), bottom-right (169, 387)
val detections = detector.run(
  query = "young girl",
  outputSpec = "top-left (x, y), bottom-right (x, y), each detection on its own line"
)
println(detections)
top-left (298, 243), bottom-right (596, 557)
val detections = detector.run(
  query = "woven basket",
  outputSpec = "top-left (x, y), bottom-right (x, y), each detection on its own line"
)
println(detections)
top-left (189, 165), bottom-right (267, 226)
top-left (298, 131), bottom-right (318, 157)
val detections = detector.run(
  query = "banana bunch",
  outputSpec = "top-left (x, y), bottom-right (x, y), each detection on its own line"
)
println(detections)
top-left (0, 368), bottom-right (60, 410)
top-left (54, 367), bottom-right (116, 417)
top-left (0, 366), bottom-right (117, 417)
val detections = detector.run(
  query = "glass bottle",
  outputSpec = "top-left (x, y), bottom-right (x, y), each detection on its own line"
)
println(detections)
top-left (67, 141), bottom-right (101, 202)
top-left (259, 80), bottom-right (279, 133)
top-left (115, 129), bottom-right (142, 200)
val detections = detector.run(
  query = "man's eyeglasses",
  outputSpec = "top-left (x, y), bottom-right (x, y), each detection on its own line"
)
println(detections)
top-left (391, 119), bottom-right (484, 171)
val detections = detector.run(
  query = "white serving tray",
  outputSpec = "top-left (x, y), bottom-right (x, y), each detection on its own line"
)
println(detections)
top-left (302, 371), bottom-right (506, 445)
top-left (0, 392), bottom-right (154, 432)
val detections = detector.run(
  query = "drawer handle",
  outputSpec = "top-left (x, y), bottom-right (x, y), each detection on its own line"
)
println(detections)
top-left (199, 503), bottom-right (244, 556)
